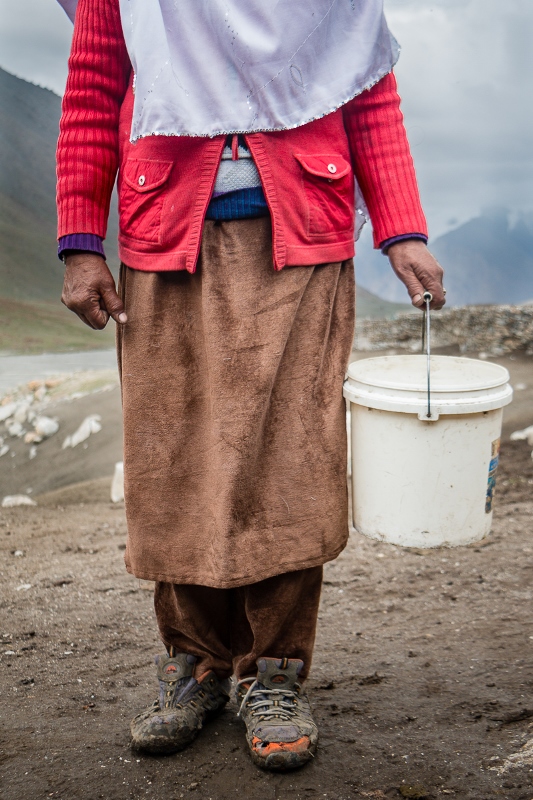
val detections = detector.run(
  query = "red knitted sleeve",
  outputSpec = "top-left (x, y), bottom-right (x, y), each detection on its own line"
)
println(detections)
top-left (56, 0), bottom-right (131, 240)
top-left (342, 71), bottom-right (428, 248)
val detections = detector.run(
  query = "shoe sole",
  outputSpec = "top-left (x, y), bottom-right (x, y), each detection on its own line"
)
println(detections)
top-left (130, 697), bottom-right (229, 755)
top-left (131, 729), bottom-right (198, 755)
top-left (250, 742), bottom-right (317, 772)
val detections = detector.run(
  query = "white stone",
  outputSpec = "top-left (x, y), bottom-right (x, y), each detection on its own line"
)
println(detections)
top-left (34, 416), bottom-right (59, 438)
top-left (62, 414), bottom-right (102, 449)
top-left (5, 420), bottom-right (25, 438)
top-left (0, 403), bottom-right (17, 422)
top-left (2, 495), bottom-right (37, 508)
top-left (13, 401), bottom-right (32, 425)
top-left (29, 446), bottom-right (37, 460)
top-left (0, 445), bottom-right (9, 457)
top-left (510, 425), bottom-right (533, 446)
top-left (111, 461), bottom-right (124, 503)
top-left (34, 386), bottom-right (47, 402)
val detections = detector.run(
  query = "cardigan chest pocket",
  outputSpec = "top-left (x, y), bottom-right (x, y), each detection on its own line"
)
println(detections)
top-left (294, 154), bottom-right (354, 236)
top-left (119, 159), bottom-right (173, 243)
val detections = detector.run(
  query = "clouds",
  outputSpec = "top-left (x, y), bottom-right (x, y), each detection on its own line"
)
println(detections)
top-left (0, 0), bottom-right (72, 94)
top-left (385, 0), bottom-right (533, 234)
top-left (0, 0), bottom-right (531, 237)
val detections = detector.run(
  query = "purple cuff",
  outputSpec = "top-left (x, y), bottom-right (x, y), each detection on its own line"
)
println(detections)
top-left (380, 233), bottom-right (428, 254)
top-left (58, 233), bottom-right (105, 260)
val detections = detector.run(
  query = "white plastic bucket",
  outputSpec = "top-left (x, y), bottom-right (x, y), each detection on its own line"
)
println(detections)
top-left (343, 355), bottom-right (513, 548)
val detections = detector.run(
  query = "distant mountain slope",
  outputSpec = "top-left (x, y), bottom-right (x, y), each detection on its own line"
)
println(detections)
top-left (0, 67), bottom-right (118, 303)
top-left (356, 286), bottom-right (409, 319)
top-left (355, 209), bottom-right (533, 307)
top-left (431, 209), bottom-right (533, 306)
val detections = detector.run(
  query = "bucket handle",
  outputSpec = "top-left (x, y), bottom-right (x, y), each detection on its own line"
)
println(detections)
top-left (421, 291), bottom-right (437, 420)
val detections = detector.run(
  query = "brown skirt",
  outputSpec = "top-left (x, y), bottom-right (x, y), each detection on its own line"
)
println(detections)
top-left (117, 217), bottom-right (355, 588)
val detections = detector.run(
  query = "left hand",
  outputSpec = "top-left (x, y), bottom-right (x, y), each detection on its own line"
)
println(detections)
top-left (387, 240), bottom-right (445, 310)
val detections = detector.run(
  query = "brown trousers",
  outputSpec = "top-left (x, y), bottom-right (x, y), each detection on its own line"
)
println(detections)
top-left (154, 566), bottom-right (323, 681)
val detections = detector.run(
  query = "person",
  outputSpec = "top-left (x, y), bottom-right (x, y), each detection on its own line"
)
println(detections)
top-left (56, 0), bottom-right (444, 772)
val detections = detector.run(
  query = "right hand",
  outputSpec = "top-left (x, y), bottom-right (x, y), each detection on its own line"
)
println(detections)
top-left (61, 253), bottom-right (127, 330)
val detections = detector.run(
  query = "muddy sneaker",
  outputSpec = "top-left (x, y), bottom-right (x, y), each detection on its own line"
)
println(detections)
top-left (237, 657), bottom-right (318, 771)
top-left (130, 652), bottom-right (229, 754)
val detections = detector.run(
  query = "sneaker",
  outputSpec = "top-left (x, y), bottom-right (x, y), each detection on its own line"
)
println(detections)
top-left (237, 657), bottom-right (318, 771)
top-left (130, 652), bottom-right (229, 754)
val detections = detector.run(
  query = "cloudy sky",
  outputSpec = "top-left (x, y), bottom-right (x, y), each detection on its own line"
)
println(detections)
top-left (0, 0), bottom-right (531, 237)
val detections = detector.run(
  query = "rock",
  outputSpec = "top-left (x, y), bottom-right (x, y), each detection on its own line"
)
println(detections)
top-left (110, 461), bottom-right (124, 503)
top-left (5, 420), bottom-right (25, 438)
top-left (27, 380), bottom-right (43, 391)
top-left (13, 401), bottom-right (32, 425)
top-left (355, 304), bottom-right (533, 355)
top-left (0, 403), bottom-right (17, 423)
top-left (0, 445), bottom-right (9, 457)
top-left (29, 446), bottom-right (37, 460)
top-left (34, 416), bottom-right (59, 439)
top-left (24, 432), bottom-right (42, 445)
top-left (62, 414), bottom-right (102, 449)
top-left (34, 386), bottom-right (47, 402)
top-left (2, 495), bottom-right (37, 508)
top-left (510, 425), bottom-right (533, 446)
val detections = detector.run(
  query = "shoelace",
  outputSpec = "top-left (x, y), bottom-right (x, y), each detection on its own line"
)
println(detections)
top-left (236, 678), bottom-right (300, 720)
top-left (158, 675), bottom-right (198, 710)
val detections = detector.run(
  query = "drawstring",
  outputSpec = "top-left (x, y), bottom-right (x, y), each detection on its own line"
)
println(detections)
top-left (231, 134), bottom-right (239, 161)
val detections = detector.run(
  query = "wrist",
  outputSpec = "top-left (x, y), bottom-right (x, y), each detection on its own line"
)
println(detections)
top-left (386, 239), bottom-right (428, 256)
top-left (63, 251), bottom-right (107, 269)
top-left (381, 233), bottom-right (428, 255)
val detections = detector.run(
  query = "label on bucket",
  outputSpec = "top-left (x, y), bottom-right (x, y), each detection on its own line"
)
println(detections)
top-left (485, 438), bottom-right (500, 513)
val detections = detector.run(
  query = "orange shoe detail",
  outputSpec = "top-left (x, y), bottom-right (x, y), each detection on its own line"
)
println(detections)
top-left (252, 735), bottom-right (311, 756)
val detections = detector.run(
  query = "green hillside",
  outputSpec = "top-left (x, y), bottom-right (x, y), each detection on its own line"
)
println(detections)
top-left (356, 286), bottom-right (410, 319)
top-left (0, 67), bottom-right (121, 352)
top-left (0, 296), bottom-right (115, 354)
top-left (0, 66), bottom-right (119, 304)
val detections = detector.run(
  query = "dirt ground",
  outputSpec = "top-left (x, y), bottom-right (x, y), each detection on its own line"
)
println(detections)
top-left (1, 352), bottom-right (533, 800)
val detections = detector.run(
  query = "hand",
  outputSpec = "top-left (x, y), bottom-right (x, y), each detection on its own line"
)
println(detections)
top-left (387, 240), bottom-right (445, 310)
top-left (61, 253), bottom-right (127, 330)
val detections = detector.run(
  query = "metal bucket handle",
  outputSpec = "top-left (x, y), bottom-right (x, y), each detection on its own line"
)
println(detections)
top-left (422, 291), bottom-right (433, 419)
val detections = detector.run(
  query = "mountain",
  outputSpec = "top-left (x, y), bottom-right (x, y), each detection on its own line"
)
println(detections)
top-left (355, 208), bottom-right (533, 307)
top-left (355, 286), bottom-right (409, 319)
top-left (0, 66), bottom-right (119, 305)
top-left (431, 209), bottom-right (533, 306)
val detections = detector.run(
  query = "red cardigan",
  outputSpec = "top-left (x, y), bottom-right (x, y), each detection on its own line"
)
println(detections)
top-left (56, 0), bottom-right (427, 273)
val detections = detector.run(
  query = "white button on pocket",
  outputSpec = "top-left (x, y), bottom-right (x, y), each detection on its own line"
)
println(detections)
top-left (327, 163), bottom-right (337, 174)
top-left (138, 175), bottom-right (146, 186)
